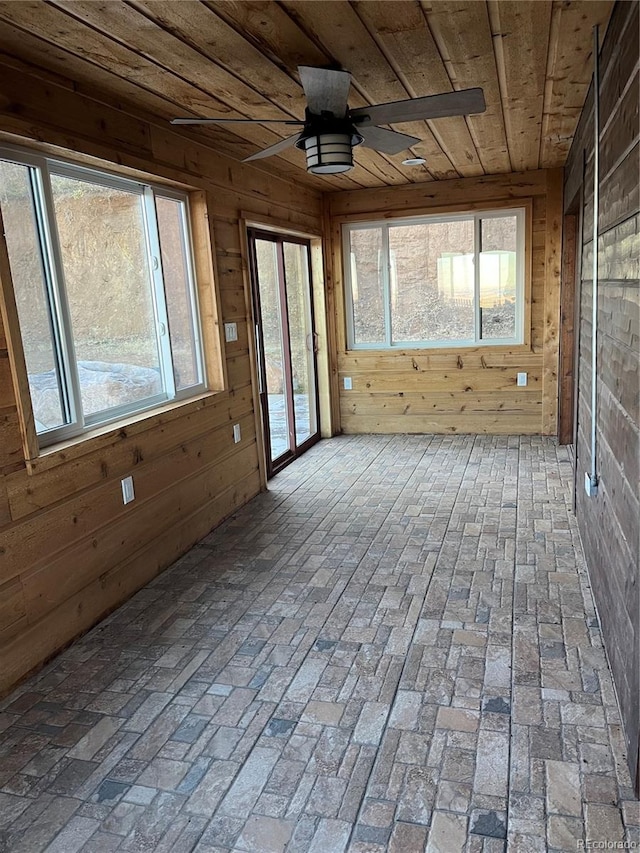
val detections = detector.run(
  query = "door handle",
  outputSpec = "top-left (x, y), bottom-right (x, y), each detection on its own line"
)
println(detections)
top-left (255, 324), bottom-right (265, 394)
top-left (307, 332), bottom-right (319, 354)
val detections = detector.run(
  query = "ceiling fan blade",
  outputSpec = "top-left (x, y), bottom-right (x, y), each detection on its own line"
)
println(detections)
top-left (171, 118), bottom-right (304, 125)
top-left (298, 66), bottom-right (351, 117)
top-left (350, 87), bottom-right (486, 127)
top-left (358, 126), bottom-right (421, 155)
top-left (243, 133), bottom-right (302, 162)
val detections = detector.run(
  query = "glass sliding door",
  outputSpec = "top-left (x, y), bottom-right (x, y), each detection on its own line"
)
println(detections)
top-left (252, 237), bottom-right (289, 463)
top-left (283, 240), bottom-right (318, 448)
top-left (249, 229), bottom-right (320, 477)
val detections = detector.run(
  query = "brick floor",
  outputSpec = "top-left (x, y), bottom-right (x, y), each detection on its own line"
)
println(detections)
top-left (0, 436), bottom-right (637, 852)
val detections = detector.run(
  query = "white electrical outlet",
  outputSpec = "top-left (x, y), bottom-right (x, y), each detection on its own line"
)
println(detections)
top-left (517, 372), bottom-right (528, 386)
top-left (233, 423), bottom-right (241, 443)
top-left (224, 322), bottom-right (238, 342)
top-left (343, 377), bottom-right (352, 390)
top-left (121, 476), bottom-right (135, 505)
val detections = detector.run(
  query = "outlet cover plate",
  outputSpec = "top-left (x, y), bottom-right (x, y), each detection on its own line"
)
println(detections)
top-left (233, 424), bottom-right (241, 443)
top-left (343, 377), bottom-right (352, 390)
top-left (584, 472), bottom-right (598, 497)
top-left (224, 323), bottom-right (238, 342)
top-left (121, 476), bottom-right (135, 504)
top-left (517, 372), bottom-right (527, 386)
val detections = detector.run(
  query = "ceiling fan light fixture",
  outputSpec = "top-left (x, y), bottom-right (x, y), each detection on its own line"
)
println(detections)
top-left (301, 132), bottom-right (357, 174)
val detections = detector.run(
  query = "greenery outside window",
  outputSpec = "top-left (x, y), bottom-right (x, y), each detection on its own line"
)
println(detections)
top-left (0, 147), bottom-right (206, 447)
top-left (343, 208), bottom-right (525, 349)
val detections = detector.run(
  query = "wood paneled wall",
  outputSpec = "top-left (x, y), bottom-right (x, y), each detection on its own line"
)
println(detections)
top-left (326, 170), bottom-right (563, 435)
top-left (564, 0), bottom-right (639, 792)
top-left (0, 56), bottom-right (322, 695)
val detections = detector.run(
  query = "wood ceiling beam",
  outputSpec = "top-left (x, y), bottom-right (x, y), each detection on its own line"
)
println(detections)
top-left (487, 0), bottom-right (553, 172)
top-left (421, 0), bottom-right (511, 174)
top-left (128, 0), bottom-right (309, 120)
top-left (539, 0), bottom-right (612, 169)
top-left (352, 0), bottom-right (484, 178)
top-left (205, 0), bottom-right (329, 73)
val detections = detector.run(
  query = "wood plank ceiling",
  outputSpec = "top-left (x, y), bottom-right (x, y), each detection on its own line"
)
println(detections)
top-left (0, 0), bottom-right (613, 191)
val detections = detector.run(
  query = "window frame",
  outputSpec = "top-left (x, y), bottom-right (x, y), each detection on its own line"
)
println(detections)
top-left (0, 144), bottom-right (208, 448)
top-left (342, 206), bottom-right (527, 351)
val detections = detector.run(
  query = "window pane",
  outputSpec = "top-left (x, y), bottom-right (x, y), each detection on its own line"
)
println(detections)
top-left (0, 161), bottom-right (67, 432)
top-left (255, 238), bottom-right (289, 461)
top-left (283, 241), bottom-right (316, 446)
top-left (479, 216), bottom-right (517, 340)
top-left (156, 196), bottom-right (200, 391)
top-left (389, 219), bottom-right (475, 343)
top-left (50, 173), bottom-right (163, 417)
top-left (349, 228), bottom-right (385, 344)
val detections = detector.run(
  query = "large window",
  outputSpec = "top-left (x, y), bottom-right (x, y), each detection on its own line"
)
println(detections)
top-left (0, 148), bottom-right (206, 447)
top-left (343, 208), bottom-right (525, 349)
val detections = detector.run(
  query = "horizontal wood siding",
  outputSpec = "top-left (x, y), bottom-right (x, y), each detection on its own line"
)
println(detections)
top-left (0, 59), bottom-right (322, 694)
top-left (564, 0), bottom-right (640, 792)
top-left (327, 170), bottom-right (563, 435)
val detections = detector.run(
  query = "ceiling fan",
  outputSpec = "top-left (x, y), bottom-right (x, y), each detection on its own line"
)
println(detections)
top-left (171, 66), bottom-right (486, 175)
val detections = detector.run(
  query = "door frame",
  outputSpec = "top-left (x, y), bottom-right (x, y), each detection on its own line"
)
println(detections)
top-left (247, 226), bottom-right (322, 479)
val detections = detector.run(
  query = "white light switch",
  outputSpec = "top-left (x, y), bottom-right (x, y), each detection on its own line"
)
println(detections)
top-left (224, 323), bottom-right (238, 342)
top-left (233, 424), bottom-right (241, 443)
top-left (121, 476), bottom-right (135, 505)
top-left (343, 377), bottom-right (352, 390)
top-left (517, 372), bottom-right (527, 386)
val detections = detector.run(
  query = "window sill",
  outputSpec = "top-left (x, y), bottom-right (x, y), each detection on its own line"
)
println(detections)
top-left (26, 389), bottom-right (228, 476)
top-left (344, 342), bottom-right (534, 356)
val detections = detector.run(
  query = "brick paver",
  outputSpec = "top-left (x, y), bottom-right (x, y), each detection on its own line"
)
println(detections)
top-left (0, 436), bottom-right (635, 852)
